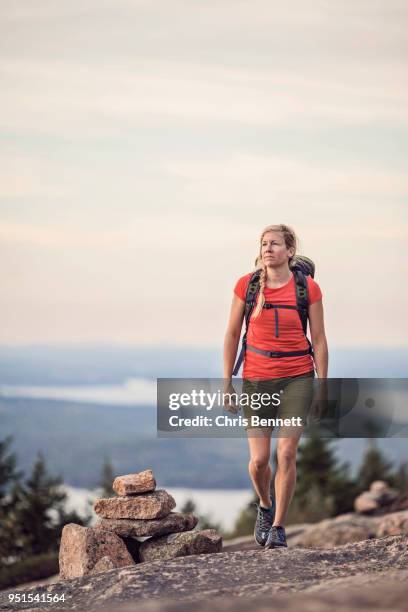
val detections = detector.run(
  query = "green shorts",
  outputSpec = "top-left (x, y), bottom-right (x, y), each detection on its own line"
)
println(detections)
top-left (241, 370), bottom-right (315, 431)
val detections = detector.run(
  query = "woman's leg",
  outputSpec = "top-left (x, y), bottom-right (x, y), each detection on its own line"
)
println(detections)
top-left (273, 431), bottom-right (302, 525)
top-left (247, 428), bottom-right (273, 508)
top-left (272, 371), bottom-right (314, 526)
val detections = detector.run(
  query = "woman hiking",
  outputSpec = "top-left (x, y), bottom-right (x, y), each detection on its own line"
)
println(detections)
top-left (223, 224), bottom-right (328, 549)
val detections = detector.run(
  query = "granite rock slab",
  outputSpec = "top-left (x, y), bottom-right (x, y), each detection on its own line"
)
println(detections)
top-left (94, 490), bottom-right (176, 520)
top-left (95, 512), bottom-right (198, 538)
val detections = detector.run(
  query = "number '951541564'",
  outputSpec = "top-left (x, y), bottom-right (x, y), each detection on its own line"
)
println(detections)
top-left (8, 593), bottom-right (66, 604)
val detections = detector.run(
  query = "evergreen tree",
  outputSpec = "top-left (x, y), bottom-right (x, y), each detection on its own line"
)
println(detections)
top-left (288, 431), bottom-right (356, 522)
top-left (356, 440), bottom-right (395, 492)
top-left (227, 497), bottom-right (256, 538)
top-left (393, 461), bottom-right (408, 493)
top-left (11, 452), bottom-right (82, 557)
top-left (0, 436), bottom-right (21, 501)
top-left (179, 498), bottom-right (222, 533)
top-left (0, 437), bottom-right (22, 559)
top-left (180, 498), bottom-right (196, 514)
top-left (99, 457), bottom-right (116, 498)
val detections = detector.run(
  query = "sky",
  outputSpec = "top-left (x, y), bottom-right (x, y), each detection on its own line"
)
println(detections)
top-left (1, 0), bottom-right (407, 347)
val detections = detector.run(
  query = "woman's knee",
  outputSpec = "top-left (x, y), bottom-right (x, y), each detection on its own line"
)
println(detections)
top-left (249, 455), bottom-right (270, 471)
top-left (277, 447), bottom-right (297, 470)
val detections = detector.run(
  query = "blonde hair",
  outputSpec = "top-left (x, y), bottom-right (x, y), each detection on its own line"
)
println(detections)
top-left (252, 224), bottom-right (298, 319)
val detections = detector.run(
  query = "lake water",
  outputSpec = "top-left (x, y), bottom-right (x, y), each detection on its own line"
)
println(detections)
top-left (62, 484), bottom-right (254, 532)
top-left (0, 378), bottom-right (156, 406)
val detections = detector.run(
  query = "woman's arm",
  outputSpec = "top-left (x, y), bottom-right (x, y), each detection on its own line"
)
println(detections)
top-left (223, 294), bottom-right (245, 379)
top-left (308, 299), bottom-right (328, 378)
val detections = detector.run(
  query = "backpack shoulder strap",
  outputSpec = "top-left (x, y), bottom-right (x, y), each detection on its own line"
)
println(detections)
top-left (290, 255), bottom-right (315, 337)
top-left (293, 269), bottom-right (309, 335)
top-left (244, 269), bottom-right (261, 328)
top-left (232, 270), bottom-right (261, 376)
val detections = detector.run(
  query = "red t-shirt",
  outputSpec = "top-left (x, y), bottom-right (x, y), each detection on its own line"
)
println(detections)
top-left (234, 271), bottom-right (322, 379)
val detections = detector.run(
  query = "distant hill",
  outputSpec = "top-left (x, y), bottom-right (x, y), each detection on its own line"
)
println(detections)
top-left (0, 343), bottom-right (407, 384)
top-left (0, 396), bottom-right (250, 488)
top-left (0, 344), bottom-right (406, 488)
top-left (1, 396), bottom-right (406, 489)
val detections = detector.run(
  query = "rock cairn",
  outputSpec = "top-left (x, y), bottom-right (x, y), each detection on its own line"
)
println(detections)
top-left (59, 469), bottom-right (222, 580)
top-left (354, 480), bottom-right (408, 515)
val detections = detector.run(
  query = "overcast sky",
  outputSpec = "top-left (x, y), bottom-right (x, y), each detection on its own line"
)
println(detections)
top-left (1, 0), bottom-right (407, 348)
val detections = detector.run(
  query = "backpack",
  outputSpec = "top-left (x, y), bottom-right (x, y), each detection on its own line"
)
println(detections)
top-left (232, 256), bottom-right (315, 376)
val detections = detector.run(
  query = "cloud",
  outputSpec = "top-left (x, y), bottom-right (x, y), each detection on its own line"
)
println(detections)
top-left (162, 153), bottom-right (408, 198)
top-left (1, 54), bottom-right (407, 140)
top-left (0, 0), bottom-right (407, 346)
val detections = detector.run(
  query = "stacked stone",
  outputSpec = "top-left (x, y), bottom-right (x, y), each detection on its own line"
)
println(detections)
top-left (354, 480), bottom-right (406, 515)
top-left (59, 469), bottom-right (222, 580)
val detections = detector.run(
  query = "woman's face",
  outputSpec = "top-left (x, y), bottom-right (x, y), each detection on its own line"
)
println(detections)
top-left (260, 231), bottom-right (294, 267)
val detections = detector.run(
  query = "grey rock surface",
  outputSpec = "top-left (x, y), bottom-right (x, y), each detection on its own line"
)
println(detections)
top-left (111, 571), bottom-right (408, 612)
top-left (1, 534), bottom-right (406, 611)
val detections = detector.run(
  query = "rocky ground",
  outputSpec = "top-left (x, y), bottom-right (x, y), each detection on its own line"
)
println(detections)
top-left (2, 477), bottom-right (407, 611)
top-left (1, 534), bottom-right (407, 611)
top-left (223, 507), bottom-right (408, 551)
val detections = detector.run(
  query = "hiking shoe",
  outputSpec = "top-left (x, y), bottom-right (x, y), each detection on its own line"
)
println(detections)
top-left (253, 498), bottom-right (275, 547)
top-left (264, 525), bottom-right (287, 549)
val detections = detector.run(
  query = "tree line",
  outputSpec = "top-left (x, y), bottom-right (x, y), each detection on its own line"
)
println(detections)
top-left (0, 436), bottom-right (116, 588)
top-left (229, 432), bottom-right (408, 538)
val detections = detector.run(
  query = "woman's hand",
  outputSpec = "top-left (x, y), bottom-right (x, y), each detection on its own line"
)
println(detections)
top-left (309, 381), bottom-right (329, 423)
top-left (223, 379), bottom-right (239, 414)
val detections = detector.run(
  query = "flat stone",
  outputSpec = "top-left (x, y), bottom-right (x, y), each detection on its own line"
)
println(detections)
top-left (355, 482), bottom-right (400, 514)
top-left (94, 489), bottom-right (176, 519)
top-left (370, 480), bottom-right (390, 494)
top-left (354, 492), bottom-right (380, 514)
top-left (95, 512), bottom-right (198, 538)
top-left (113, 469), bottom-right (156, 496)
top-left (139, 529), bottom-right (222, 562)
top-left (59, 524), bottom-right (134, 580)
top-left (377, 510), bottom-right (408, 537)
